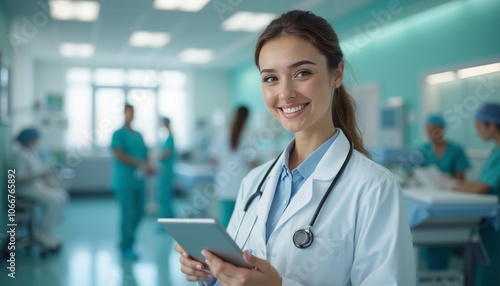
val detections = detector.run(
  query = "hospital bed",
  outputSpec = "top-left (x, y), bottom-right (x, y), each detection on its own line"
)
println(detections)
top-left (403, 187), bottom-right (500, 286)
top-left (173, 163), bottom-right (215, 217)
top-left (174, 162), bottom-right (214, 192)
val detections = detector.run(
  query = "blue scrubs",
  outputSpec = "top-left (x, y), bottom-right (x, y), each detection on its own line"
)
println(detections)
top-left (158, 134), bottom-right (175, 219)
top-left (419, 141), bottom-right (471, 270)
top-left (111, 126), bottom-right (148, 252)
top-left (476, 146), bottom-right (500, 286)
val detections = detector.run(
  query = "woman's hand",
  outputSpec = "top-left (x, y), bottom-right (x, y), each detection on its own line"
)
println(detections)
top-left (174, 244), bottom-right (213, 282)
top-left (203, 250), bottom-right (282, 286)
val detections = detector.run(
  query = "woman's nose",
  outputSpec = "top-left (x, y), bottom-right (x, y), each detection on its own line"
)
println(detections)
top-left (279, 80), bottom-right (296, 101)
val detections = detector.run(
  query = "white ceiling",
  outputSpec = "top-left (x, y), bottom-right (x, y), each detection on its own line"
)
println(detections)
top-left (4, 0), bottom-right (445, 70)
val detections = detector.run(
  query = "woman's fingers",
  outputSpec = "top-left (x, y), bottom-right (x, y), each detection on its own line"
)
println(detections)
top-left (180, 263), bottom-right (211, 280)
top-left (173, 243), bottom-right (184, 254)
top-left (203, 250), bottom-right (240, 280)
top-left (175, 244), bottom-right (212, 281)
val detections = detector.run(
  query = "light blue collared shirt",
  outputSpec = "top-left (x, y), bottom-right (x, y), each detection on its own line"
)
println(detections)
top-left (265, 130), bottom-right (339, 242)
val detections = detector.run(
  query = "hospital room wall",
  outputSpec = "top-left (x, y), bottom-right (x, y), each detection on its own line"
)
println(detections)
top-left (11, 61), bottom-right (232, 192)
top-left (0, 1), bottom-right (12, 251)
top-left (229, 0), bottom-right (500, 148)
top-left (31, 61), bottom-right (231, 149)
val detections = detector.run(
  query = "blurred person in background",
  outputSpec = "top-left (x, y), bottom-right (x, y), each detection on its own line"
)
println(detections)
top-left (15, 127), bottom-right (68, 251)
top-left (418, 114), bottom-right (470, 271)
top-left (452, 103), bottom-right (500, 286)
top-left (111, 104), bottom-right (155, 260)
top-left (157, 117), bottom-right (176, 222)
top-left (419, 114), bottom-right (470, 181)
top-left (209, 106), bottom-right (256, 228)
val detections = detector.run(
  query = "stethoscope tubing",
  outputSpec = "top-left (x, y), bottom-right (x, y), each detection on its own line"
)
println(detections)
top-left (235, 139), bottom-right (353, 249)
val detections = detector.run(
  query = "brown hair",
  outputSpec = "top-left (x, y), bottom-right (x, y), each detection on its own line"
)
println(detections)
top-left (254, 10), bottom-right (370, 157)
top-left (230, 106), bottom-right (249, 150)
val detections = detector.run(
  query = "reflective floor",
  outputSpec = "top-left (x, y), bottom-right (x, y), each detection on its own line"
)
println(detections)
top-left (0, 197), bottom-right (196, 286)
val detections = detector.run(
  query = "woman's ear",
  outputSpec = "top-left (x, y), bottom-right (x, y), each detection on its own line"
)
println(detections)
top-left (331, 61), bottom-right (345, 89)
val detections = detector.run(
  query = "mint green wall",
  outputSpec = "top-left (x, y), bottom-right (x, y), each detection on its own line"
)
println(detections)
top-left (0, 2), bottom-right (11, 248)
top-left (230, 61), bottom-right (263, 112)
top-left (230, 0), bottom-right (500, 147)
top-left (0, 2), bottom-right (12, 58)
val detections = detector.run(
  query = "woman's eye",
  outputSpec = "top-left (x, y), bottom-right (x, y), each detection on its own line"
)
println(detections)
top-left (296, 71), bottom-right (311, 78)
top-left (263, 76), bottom-right (277, 83)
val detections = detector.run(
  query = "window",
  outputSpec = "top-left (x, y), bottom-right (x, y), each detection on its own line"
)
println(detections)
top-left (65, 84), bottom-right (92, 148)
top-left (158, 71), bottom-right (189, 149)
top-left (94, 88), bottom-right (125, 147)
top-left (65, 68), bottom-right (189, 153)
top-left (94, 69), bottom-right (125, 86)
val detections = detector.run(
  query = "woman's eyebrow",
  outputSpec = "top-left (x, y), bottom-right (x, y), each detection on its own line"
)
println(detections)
top-left (260, 60), bottom-right (316, 74)
top-left (288, 60), bottom-right (316, 69)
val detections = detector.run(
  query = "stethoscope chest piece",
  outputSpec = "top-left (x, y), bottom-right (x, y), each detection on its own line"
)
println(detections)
top-left (293, 228), bottom-right (314, 249)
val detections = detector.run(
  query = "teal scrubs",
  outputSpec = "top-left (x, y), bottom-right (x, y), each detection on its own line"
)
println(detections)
top-left (111, 126), bottom-right (148, 251)
top-left (419, 142), bottom-right (470, 176)
top-left (158, 134), bottom-right (175, 219)
top-left (419, 141), bottom-right (471, 270)
top-left (476, 146), bottom-right (500, 286)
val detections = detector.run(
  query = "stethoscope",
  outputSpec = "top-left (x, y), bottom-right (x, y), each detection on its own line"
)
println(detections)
top-left (234, 139), bottom-right (353, 249)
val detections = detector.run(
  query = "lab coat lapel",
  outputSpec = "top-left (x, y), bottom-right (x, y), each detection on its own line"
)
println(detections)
top-left (253, 154), bottom-right (284, 245)
top-left (273, 130), bottom-right (351, 231)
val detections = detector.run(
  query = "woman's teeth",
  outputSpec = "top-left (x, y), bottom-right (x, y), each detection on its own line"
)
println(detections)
top-left (283, 104), bottom-right (305, 114)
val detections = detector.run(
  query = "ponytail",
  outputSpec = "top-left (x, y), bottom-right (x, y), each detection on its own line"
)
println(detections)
top-left (230, 106), bottom-right (249, 150)
top-left (332, 86), bottom-right (371, 158)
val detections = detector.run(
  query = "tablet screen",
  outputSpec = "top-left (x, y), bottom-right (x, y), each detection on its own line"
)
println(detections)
top-left (158, 218), bottom-right (250, 269)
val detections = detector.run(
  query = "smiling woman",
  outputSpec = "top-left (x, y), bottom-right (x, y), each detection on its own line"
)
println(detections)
top-left (255, 13), bottom-right (370, 159)
top-left (175, 10), bottom-right (416, 286)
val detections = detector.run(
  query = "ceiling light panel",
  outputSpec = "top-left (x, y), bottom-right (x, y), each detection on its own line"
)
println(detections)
top-left (59, 43), bottom-right (95, 57)
top-left (221, 12), bottom-right (277, 32)
top-left (153, 0), bottom-right (210, 12)
top-left (426, 71), bottom-right (456, 85)
top-left (457, 63), bottom-right (500, 79)
top-left (129, 31), bottom-right (170, 48)
top-left (49, 0), bottom-right (100, 22)
top-left (179, 48), bottom-right (213, 63)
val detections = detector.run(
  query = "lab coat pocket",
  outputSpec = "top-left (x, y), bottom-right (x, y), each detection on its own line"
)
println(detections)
top-left (285, 237), bottom-right (348, 286)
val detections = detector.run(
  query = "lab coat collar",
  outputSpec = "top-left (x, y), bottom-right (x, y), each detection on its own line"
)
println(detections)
top-left (313, 129), bottom-right (351, 181)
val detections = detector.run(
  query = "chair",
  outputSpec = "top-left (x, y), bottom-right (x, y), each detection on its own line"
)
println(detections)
top-left (15, 199), bottom-right (38, 249)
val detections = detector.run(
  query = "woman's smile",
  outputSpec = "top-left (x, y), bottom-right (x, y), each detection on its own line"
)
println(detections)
top-left (279, 103), bottom-right (310, 118)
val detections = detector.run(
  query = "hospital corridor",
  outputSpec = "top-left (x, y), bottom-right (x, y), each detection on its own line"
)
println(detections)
top-left (0, 197), bottom-right (195, 286)
top-left (0, 0), bottom-right (499, 286)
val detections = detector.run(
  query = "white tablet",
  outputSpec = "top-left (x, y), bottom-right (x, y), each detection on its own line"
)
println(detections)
top-left (157, 218), bottom-right (250, 268)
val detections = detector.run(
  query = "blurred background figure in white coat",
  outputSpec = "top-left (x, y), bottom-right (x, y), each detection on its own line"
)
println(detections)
top-left (15, 127), bottom-right (68, 251)
top-left (209, 106), bottom-right (255, 228)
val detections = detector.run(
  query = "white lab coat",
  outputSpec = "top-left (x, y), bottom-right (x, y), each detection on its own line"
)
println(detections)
top-left (208, 130), bottom-right (254, 200)
top-left (15, 147), bottom-right (67, 233)
top-left (222, 130), bottom-right (415, 286)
